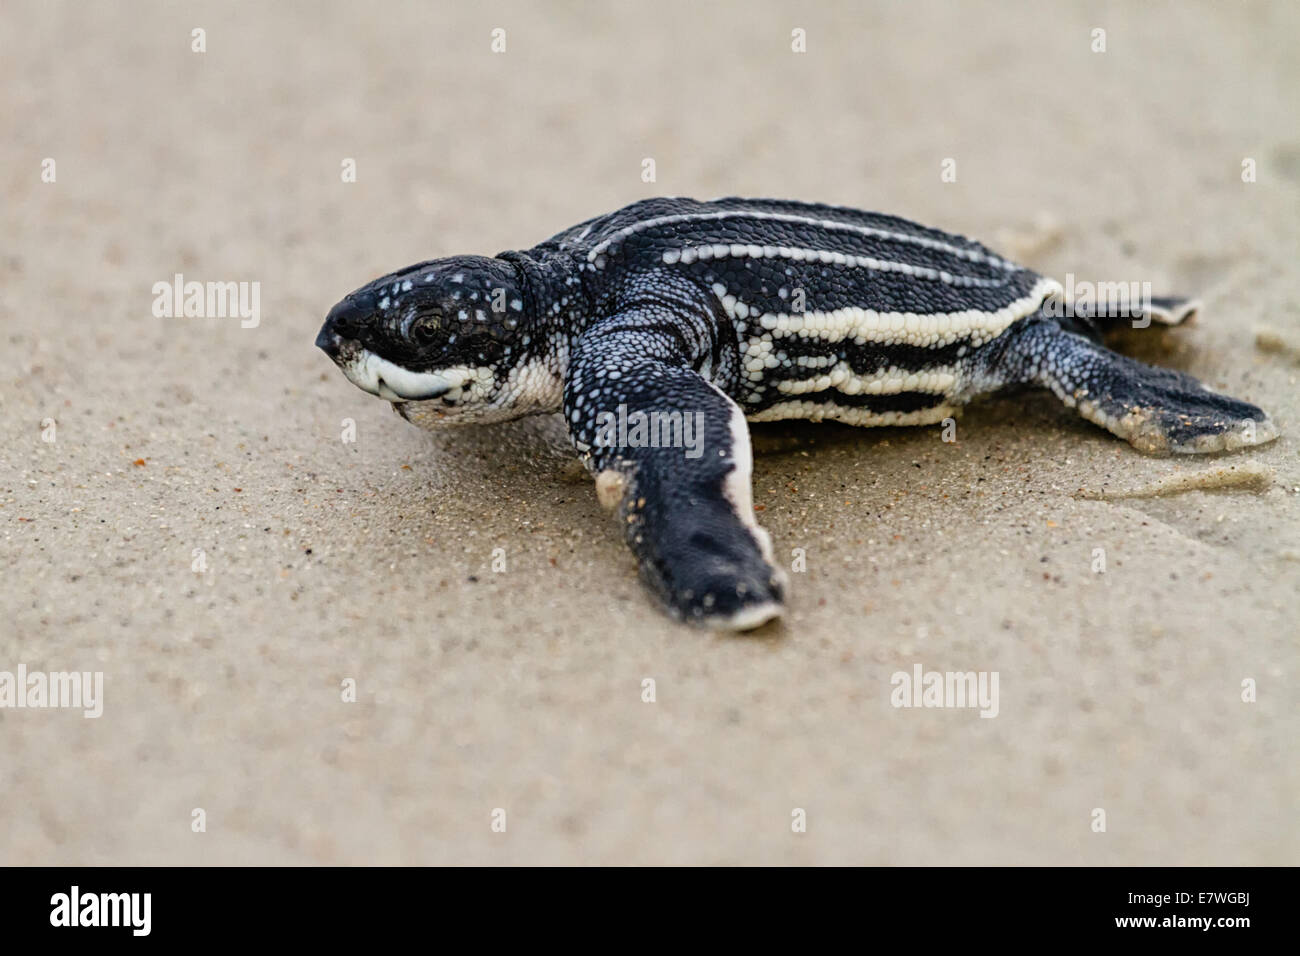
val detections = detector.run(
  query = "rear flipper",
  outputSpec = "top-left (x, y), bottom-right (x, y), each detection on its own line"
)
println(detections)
top-left (974, 317), bottom-right (1278, 454)
top-left (1055, 295), bottom-right (1200, 342)
top-left (1142, 296), bottom-right (1201, 327)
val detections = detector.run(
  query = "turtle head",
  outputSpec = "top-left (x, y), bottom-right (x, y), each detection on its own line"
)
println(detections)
top-left (317, 255), bottom-right (558, 425)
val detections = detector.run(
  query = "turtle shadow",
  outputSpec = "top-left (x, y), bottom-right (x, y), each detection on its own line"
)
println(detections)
top-left (748, 418), bottom-right (941, 464)
top-left (1104, 324), bottom-right (1205, 370)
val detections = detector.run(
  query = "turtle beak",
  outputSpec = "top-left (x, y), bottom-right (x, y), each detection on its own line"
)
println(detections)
top-left (317, 291), bottom-right (377, 359)
top-left (315, 324), bottom-right (346, 359)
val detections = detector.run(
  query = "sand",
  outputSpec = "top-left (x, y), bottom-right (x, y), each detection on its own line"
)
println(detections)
top-left (1, 0), bottom-right (1296, 865)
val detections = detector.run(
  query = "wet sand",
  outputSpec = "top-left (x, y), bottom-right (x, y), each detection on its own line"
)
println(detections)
top-left (1, 0), bottom-right (1296, 864)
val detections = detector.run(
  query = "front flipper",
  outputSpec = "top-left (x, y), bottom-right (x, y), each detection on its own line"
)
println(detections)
top-left (565, 307), bottom-right (785, 630)
top-left (978, 317), bottom-right (1278, 454)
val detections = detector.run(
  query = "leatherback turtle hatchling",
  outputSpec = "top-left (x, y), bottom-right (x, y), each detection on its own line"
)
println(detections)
top-left (316, 197), bottom-right (1277, 630)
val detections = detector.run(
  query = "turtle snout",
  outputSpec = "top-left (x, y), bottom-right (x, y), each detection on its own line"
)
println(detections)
top-left (315, 324), bottom-right (349, 359)
top-left (317, 292), bottom-right (376, 358)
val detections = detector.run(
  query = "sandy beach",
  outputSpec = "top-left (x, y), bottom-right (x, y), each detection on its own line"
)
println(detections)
top-left (1, 0), bottom-right (1296, 864)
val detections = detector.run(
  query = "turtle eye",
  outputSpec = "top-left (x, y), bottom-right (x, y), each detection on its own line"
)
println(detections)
top-left (412, 313), bottom-right (441, 344)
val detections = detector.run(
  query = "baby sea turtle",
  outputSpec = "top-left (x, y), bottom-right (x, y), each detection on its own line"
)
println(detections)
top-left (317, 197), bottom-right (1277, 630)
